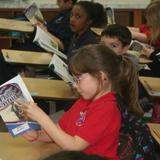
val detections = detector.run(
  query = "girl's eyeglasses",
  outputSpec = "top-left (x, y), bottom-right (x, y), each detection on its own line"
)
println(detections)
top-left (72, 75), bottom-right (83, 84)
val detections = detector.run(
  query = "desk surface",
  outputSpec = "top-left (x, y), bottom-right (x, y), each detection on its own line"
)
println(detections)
top-left (139, 76), bottom-right (160, 97)
top-left (23, 77), bottom-right (77, 100)
top-left (0, 18), bottom-right (34, 32)
top-left (147, 123), bottom-right (160, 144)
top-left (0, 132), bottom-right (61, 160)
top-left (2, 49), bottom-right (52, 65)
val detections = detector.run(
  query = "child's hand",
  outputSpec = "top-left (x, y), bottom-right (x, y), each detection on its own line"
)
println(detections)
top-left (22, 130), bottom-right (38, 142)
top-left (15, 100), bottom-right (46, 122)
top-left (141, 45), bottom-right (154, 58)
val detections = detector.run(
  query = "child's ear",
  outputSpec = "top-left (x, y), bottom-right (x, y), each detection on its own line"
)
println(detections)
top-left (100, 71), bottom-right (108, 81)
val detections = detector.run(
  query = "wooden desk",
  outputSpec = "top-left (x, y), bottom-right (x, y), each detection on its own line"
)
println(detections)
top-left (23, 77), bottom-right (77, 100)
top-left (139, 76), bottom-right (160, 97)
top-left (0, 18), bottom-right (34, 32)
top-left (1, 49), bottom-right (52, 65)
top-left (0, 132), bottom-right (61, 160)
top-left (147, 123), bottom-right (160, 144)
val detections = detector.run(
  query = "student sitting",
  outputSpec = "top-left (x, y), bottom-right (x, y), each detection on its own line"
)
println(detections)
top-left (13, 0), bottom-right (77, 53)
top-left (16, 44), bottom-right (141, 160)
top-left (99, 25), bottom-right (155, 160)
top-left (129, 0), bottom-right (160, 50)
top-left (67, 1), bottom-right (106, 58)
top-left (100, 24), bottom-right (140, 71)
top-left (128, 0), bottom-right (160, 77)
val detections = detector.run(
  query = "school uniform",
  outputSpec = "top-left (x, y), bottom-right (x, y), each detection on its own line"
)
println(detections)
top-left (67, 29), bottom-right (97, 58)
top-left (59, 92), bottom-right (121, 160)
top-left (47, 9), bottom-right (74, 53)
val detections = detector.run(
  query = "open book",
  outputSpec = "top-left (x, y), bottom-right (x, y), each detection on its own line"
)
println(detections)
top-left (106, 7), bottom-right (115, 25)
top-left (49, 54), bottom-right (74, 84)
top-left (0, 75), bottom-right (40, 137)
top-left (129, 40), bottom-right (144, 52)
top-left (33, 26), bottom-right (67, 60)
top-left (24, 2), bottom-right (45, 25)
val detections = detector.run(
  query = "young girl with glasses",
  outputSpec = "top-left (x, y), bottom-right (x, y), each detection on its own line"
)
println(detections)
top-left (16, 44), bottom-right (141, 160)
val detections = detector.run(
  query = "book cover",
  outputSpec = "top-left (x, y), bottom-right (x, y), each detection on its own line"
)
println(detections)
top-left (49, 54), bottom-right (74, 84)
top-left (24, 2), bottom-right (45, 25)
top-left (129, 40), bottom-right (144, 53)
top-left (0, 75), bottom-right (40, 137)
top-left (33, 26), bottom-right (67, 60)
top-left (106, 7), bottom-right (115, 25)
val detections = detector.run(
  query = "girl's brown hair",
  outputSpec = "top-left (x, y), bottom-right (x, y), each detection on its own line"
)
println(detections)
top-left (145, 0), bottom-right (160, 43)
top-left (69, 44), bottom-right (143, 116)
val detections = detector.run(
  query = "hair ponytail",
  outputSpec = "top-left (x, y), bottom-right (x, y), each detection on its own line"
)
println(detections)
top-left (119, 56), bottom-right (144, 116)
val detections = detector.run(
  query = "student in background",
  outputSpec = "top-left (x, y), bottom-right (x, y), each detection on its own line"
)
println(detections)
top-left (129, 0), bottom-right (160, 49)
top-left (100, 24), bottom-right (140, 71)
top-left (44, 151), bottom-right (106, 160)
top-left (17, 44), bottom-right (141, 159)
top-left (13, 0), bottom-right (77, 52)
top-left (0, 0), bottom-right (77, 85)
top-left (41, 0), bottom-right (77, 53)
top-left (67, 1), bottom-right (106, 58)
top-left (100, 26), bottom-right (155, 160)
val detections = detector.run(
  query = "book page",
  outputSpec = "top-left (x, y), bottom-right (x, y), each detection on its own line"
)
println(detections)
top-left (49, 54), bottom-right (74, 84)
top-left (33, 26), bottom-right (67, 60)
top-left (24, 2), bottom-right (45, 25)
top-left (0, 75), bottom-right (40, 137)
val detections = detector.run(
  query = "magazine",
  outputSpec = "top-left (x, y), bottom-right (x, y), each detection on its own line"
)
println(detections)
top-left (106, 7), bottom-right (115, 25)
top-left (24, 2), bottom-right (45, 25)
top-left (0, 75), bottom-right (40, 137)
top-left (49, 54), bottom-right (74, 84)
top-left (33, 26), bottom-right (67, 60)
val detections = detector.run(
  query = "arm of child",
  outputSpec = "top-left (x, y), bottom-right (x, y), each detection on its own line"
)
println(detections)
top-left (37, 22), bottom-right (64, 51)
top-left (128, 27), bottom-right (148, 43)
top-left (18, 101), bottom-right (89, 150)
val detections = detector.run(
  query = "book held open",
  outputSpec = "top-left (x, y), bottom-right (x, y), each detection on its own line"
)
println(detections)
top-left (33, 26), bottom-right (67, 60)
top-left (0, 75), bottom-right (40, 137)
top-left (24, 2), bottom-right (45, 25)
top-left (49, 54), bottom-right (74, 84)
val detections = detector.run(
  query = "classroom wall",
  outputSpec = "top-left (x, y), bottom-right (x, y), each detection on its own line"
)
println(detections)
top-left (11, 0), bottom-right (150, 9)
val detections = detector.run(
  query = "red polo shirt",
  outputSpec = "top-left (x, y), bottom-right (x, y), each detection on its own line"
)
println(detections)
top-left (59, 92), bottom-right (121, 160)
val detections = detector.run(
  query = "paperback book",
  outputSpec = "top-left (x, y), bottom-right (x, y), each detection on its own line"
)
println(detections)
top-left (33, 26), bottom-right (67, 60)
top-left (106, 7), bottom-right (115, 25)
top-left (49, 54), bottom-right (74, 84)
top-left (24, 2), bottom-right (45, 25)
top-left (0, 75), bottom-right (40, 137)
